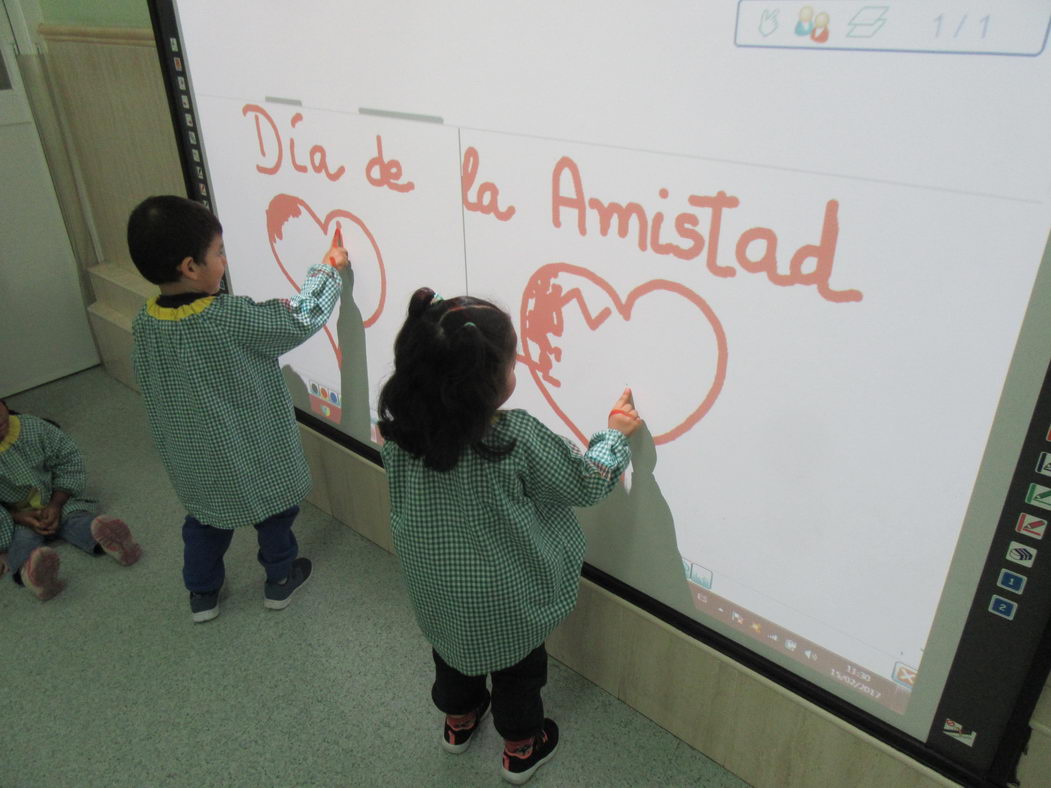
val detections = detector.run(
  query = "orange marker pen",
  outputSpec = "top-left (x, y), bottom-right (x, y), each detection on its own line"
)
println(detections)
top-left (329, 222), bottom-right (343, 265)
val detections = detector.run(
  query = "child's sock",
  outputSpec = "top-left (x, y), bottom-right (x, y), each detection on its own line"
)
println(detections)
top-left (447, 710), bottom-right (477, 731)
top-left (504, 736), bottom-right (534, 757)
top-left (441, 696), bottom-right (491, 755)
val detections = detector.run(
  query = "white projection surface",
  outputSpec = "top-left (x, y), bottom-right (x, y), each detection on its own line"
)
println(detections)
top-left (172, 0), bottom-right (1051, 736)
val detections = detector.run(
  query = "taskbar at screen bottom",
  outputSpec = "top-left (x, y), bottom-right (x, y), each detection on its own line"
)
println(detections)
top-left (687, 579), bottom-right (914, 715)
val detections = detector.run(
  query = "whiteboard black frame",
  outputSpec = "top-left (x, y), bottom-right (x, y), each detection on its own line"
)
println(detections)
top-left (146, 2), bottom-right (1051, 784)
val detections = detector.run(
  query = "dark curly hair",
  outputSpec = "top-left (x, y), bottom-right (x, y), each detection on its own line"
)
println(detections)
top-left (377, 288), bottom-right (517, 471)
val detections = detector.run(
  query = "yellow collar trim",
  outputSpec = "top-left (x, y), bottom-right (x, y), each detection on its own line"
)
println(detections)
top-left (0, 415), bottom-right (21, 452)
top-left (146, 296), bottom-right (216, 321)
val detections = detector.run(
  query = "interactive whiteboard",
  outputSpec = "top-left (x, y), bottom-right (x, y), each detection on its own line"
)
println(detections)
top-left (154, 1), bottom-right (1051, 778)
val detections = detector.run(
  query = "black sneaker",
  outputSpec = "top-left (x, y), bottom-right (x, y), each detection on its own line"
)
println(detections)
top-left (264, 557), bottom-right (312, 610)
top-left (501, 718), bottom-right (559, 785)
top-left (441, 693), bottom-right (491, 754)
top-left (189, 588), bottom-right (220, 623)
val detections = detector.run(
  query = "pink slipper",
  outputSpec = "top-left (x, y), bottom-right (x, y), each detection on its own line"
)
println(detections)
top-left (90, 516), bottom-right (143, 566)
top-left (23, 547), bottom-right (65, 601)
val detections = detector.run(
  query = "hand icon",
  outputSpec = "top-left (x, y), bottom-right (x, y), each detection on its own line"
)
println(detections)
top-left (759, 9), bottom-right (779, 37)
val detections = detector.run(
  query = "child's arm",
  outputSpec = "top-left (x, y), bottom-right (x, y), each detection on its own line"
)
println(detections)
top-left (0, 508), bottom-right (14, 557)
top-left (518, 413), bottom-right (633, 508)
top-left (37, 422), bottom-right (84, 533)
top-left (226, 246), bottom-right (348, 357)
top-left (40, 421), bottom-right (85, 500)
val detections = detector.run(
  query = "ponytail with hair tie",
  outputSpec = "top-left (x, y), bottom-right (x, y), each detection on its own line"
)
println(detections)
top-left (407, 287), bottom-right (441, 320)
top-left (379, 288), bottom-right (519, 470)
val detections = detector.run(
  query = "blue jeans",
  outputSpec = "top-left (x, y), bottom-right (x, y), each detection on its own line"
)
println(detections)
top-left (182, 505), bottom-right (300, 592)
top-left (7, 510), bottom-right (98, 581)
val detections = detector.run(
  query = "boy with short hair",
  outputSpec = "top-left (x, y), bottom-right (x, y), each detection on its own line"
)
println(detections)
top-left (127, 195), bottom-right (348, 622)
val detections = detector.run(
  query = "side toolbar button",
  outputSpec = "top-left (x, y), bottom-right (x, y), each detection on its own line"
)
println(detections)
top-left (1016, 513), bottom-right (1047, 540)
top-left (1006, 542), bottom-right (1037, 568)
top-left (989, 595), bottom-right (1018, 620)
top-left (1024, 483), bottom-right (1051, 511)
top-left (1037, 452), bottom-right (1051, 478)
top-left (996, 569), bottom-right (1027, 595)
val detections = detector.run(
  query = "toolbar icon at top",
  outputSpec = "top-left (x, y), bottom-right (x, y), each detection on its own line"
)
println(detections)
top-left (847, 6), bottom-right (889, 38)
top-left (736, 1), bottom-right (1051, 56)
top-left (759, 8), bottom-right (779, 36)
top-left (794, 6), bottom-right (830, 43)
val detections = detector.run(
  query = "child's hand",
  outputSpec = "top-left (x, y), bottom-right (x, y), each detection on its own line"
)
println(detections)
top-left (12, 509), bottom-right (47, 534)
top-left (324, 245), bottom-right (349, 271)
top-left (38, 504), bottom-right (61, 535)
top-left (608, 387), bottom-right (642, 435)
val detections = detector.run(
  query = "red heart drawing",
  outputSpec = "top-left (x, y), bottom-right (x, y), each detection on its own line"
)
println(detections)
top-left (520, 263), bottom-right (727, 446)
top-left (265, 194), bottom-right (387, 365)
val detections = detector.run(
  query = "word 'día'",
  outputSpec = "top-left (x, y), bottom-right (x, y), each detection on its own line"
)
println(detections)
top-left (243, 104), bottom-right (346, 182)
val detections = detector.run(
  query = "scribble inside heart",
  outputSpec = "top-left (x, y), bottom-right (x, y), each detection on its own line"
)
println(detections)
top-left (265, 194), bottom-right (387, 359)
top-left (520, 263), bottom-right (727, 445)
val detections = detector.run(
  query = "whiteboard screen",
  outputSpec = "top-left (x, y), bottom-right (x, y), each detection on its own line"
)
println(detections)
top-left (161, 0), bottom-right (1051, 752)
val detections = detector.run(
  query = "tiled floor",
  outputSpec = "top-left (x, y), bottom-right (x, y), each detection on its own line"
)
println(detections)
top-left (2, 367), bottom-right (749, 787)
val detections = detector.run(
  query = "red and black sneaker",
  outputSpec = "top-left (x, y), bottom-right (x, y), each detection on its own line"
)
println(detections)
top-left (441, 692), bottom-right (491, 754)
top-left (501, 718), bottom-right (559, 784)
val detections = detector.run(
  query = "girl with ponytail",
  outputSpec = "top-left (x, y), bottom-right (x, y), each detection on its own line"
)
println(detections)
top-left (378, 287), bottom-right (641, 784)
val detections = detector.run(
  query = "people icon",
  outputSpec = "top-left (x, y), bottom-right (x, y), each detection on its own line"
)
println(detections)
top-left (795, 6), bottom-right (814, 36)
top-left (810, 11), bottom-right (830, 43)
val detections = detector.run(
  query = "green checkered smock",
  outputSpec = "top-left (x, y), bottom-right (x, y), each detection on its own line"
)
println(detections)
top-left (382, 409), bottom-right (631, 674)
top-left (132, 263), bottom-right (341, 529)
top-left (0, 415), bottom-right (96, 552)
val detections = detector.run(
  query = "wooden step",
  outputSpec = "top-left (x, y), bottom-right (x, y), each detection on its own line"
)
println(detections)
top-left (88, 262), bottom-right (156, 322)
top-left (86, 301), bottom-right (137, 392)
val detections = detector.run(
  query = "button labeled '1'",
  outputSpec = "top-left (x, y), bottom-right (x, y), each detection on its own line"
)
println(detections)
top-left (996, 568), bottom-right (1027, 594)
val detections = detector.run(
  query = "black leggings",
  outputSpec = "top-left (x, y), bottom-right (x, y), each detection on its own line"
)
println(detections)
top-left (431, 644), bottom-right (547, 741)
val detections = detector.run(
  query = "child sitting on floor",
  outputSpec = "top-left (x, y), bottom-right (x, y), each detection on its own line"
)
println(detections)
top-left (0, 399), bottom-right (141, 600)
